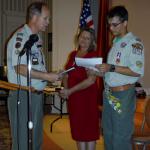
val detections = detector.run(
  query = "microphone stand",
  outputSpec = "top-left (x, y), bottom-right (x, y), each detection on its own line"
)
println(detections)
top-left (26, 47), bottom-right (33, 150)
top-left (19, 34), bottom-right (38, 150)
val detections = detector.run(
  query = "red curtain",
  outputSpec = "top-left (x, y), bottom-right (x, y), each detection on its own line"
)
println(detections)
top-left (97, 0), bottom-right (109, 106)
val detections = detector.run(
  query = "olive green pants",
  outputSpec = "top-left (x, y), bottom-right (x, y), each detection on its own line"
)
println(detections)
top-left (102, 87), bottom-right (136, 150)
top-left (8, 90), bottom-right (43, 150)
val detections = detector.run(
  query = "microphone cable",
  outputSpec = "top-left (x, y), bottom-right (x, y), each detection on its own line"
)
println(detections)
top-left (16, 55), bottom-right (22, 150)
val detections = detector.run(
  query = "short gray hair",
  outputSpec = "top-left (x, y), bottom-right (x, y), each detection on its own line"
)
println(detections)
top-left (26, 1), bottom-right (48, 22)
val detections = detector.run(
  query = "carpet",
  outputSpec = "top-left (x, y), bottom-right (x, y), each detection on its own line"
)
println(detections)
top-left (0, 106), bottom-right (104, 150)
top-left (43, 131), bottom-right (63, 150)
top-left (43, 115), bottom-right (104, 150)
top-left (0, 106), bottom-right (11, 150)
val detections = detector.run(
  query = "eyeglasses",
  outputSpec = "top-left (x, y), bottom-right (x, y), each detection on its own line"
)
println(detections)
top-left (107, 21), bottom-right (123, 28)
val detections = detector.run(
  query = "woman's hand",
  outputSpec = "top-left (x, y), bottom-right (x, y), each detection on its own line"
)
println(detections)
top-left (59, 88), bottom-right (71, 99)
top-left (86, 68), bottom-right (104, 77)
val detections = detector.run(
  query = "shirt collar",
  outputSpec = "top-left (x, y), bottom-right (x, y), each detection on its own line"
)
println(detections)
top-left (24, 24), bottom-right (33, 36)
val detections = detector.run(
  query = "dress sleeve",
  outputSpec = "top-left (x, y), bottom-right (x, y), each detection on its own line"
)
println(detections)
top-left (65, 51), bottom-right (76, 70)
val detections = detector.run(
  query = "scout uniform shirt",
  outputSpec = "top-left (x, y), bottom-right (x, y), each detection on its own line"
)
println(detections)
top-left (7, 24), bottom-right (47, 90)
top-left (105, 32), bottom-right (144, 87)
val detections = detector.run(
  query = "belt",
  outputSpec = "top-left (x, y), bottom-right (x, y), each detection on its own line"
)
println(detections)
top-left (34, 90), bottom-right (43, 95)
top-left (110, 84), bottom-right (134, 92)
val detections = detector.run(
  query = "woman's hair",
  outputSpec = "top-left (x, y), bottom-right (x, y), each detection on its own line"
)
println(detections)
top-left (75, 27), bottom-right (96, 52)
top-left (26, 1), bottom-right (48, 23)
top-left (107, 6), bottom-right (128, 22)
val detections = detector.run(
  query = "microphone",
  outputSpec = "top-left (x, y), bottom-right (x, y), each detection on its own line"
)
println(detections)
top-left (19, 34), bottom-right (39, 57)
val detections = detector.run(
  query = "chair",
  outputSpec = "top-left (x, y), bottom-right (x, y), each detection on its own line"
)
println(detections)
top-left (133, 98), bottom-right (150, 150)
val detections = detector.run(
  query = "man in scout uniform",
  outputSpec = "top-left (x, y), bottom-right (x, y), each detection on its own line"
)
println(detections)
top-left (95, 6), bottom-right (144, 150)
top-left (7, 2), bottom-right (60, 150)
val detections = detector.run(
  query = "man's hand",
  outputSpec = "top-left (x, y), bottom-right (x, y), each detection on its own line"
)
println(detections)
top-left (46, 72), bottom-right (60, 82)
top-left (95, 63), bottom-right (111, 74)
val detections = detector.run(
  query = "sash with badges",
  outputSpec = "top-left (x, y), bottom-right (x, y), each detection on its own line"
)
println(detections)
top-left (105, 85), bottom-right (122, 114)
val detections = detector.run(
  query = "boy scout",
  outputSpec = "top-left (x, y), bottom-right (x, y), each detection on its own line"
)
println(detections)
top-left (7, 2), bottom-right (59, 150)
top-left (96, 6), bottom-right (144, 150)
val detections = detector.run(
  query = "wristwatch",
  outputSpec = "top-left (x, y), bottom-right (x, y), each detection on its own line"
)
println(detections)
top-left (109, 64), bottom-right (116, 72)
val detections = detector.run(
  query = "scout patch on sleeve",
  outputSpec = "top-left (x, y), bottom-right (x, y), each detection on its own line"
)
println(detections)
top-left (15, 42), bottom-right (21, 49)
top-left (14, 41), bottom-right (22, 55)
top-left (14, 32), bottom-right (24, 55)
top-left (136, 61), bottom-right (143, 68)
top-left (17, 32), bottom-right (24, 37)
top-left (132, 43), bottom-right (143, 55)
top-left (16, 32), bottom-right (23, 42)
top-left (16, 37), bottom-right (23, 42)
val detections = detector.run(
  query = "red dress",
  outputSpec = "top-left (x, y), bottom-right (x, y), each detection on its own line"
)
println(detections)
top-left (65, 50), bottom-right (100, 141)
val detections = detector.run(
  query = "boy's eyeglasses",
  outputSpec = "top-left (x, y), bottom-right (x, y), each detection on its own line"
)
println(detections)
top-left (108, 21), bottom-right (123, 28)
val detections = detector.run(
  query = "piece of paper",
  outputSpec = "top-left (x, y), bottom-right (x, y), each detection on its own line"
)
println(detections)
top-left (75, 57), bottom-right (102, 72)
top-left (59, 67), bottom-right (75, 76)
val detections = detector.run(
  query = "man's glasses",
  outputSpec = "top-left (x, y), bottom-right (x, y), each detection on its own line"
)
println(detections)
top-left (107, 21), bottom-right (123, 28)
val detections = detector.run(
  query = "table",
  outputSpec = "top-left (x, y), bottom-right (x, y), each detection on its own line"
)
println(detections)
top-left (44, 87), bottom-right (67, 132)
top-left (0, 89), bottom-right (9, 105)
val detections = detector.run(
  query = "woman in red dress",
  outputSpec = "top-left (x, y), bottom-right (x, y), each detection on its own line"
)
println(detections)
top-left (60, 27), bottom-right (100, 150)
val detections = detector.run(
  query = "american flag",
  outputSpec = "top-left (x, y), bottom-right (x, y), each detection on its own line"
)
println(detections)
top-left (79, 0), bottom-right (94, 29)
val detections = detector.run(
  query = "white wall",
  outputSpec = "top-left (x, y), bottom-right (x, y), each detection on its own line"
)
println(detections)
top-left (52, 0), bottom-right (150, 88)
top-left (111, 0), bottom-right (150, 88)
top-left (52, 0), bottom-right (81, 71)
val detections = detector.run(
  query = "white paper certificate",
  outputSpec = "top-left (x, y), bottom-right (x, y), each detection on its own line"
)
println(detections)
top-left (59, 67), bottom-right (75, 76)
top-left (75, 57), bottom-right (102, 72)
